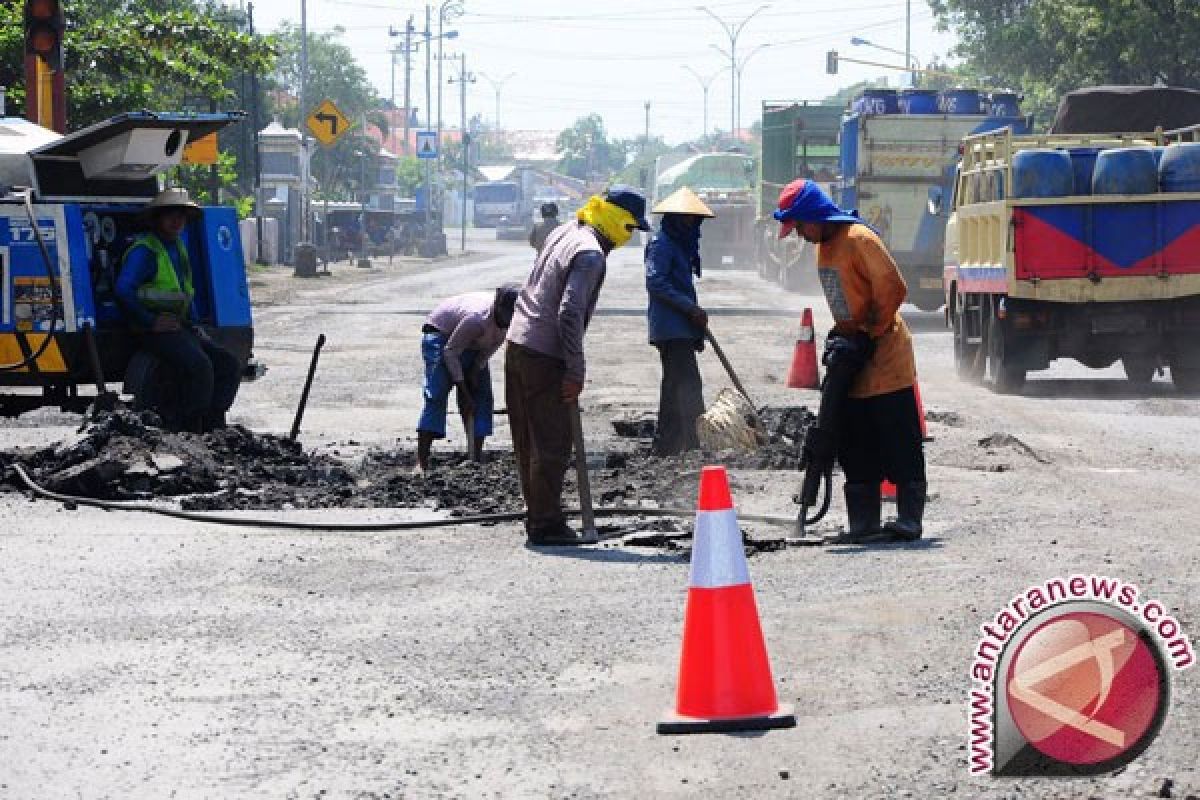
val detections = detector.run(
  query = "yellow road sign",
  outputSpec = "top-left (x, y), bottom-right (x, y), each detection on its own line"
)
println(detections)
top-left (306, 99), bottom-right (352, 147)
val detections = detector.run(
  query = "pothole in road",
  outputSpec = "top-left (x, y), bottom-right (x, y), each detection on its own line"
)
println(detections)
top-left (1, 407), bottom-right (812, 557)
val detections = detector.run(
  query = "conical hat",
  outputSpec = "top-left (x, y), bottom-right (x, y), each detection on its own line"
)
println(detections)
top-left (652, 187), bottom-right (715, 218)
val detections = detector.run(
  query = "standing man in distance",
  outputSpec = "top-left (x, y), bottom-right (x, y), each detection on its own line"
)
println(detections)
top-left (528, 202), bottom-right (561, 254)
top-left (644, 187), bottom-right (714, 455)
top-left (506, 186), bottom-right (651, 546)
top-left (774, 178), bottom-right (926, 542)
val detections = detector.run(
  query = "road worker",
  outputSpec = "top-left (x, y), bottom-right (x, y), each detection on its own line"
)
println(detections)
top-left (774, 178), bottom-right (926, 542)
top-left (506, 185), bottom-right (651, 546)
top-left (644, 187), bottom-right (714, 456)
top-left (116, 188), bottom-right (241, 433)
top-left (416, 285), bottom-right (520, 473)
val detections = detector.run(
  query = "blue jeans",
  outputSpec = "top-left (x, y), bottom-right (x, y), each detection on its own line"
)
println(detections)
top-left (417, 332), bottom-right (494, 438)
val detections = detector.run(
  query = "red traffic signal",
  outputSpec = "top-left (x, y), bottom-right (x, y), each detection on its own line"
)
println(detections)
top-left (24, 0), bottom-right (65, 71)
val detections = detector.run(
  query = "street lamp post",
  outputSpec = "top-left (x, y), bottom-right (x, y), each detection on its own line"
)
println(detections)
top-left (436, 3), bottom-right (464, 191)
top-left (478, 70), bottom-right (515, 130)
top-left (682, 66), bottom-right (720, 141)
top-left (697, 3), bottom-right (769, 137)
top-left (851, 36), bottom-right (921, 85)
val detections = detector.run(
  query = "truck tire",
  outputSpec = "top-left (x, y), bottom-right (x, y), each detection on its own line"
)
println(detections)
top-left (985, 314), bottom-right (1026, 394)
top-left (1171, 364), bottom-right (1200, 395)
top-left (1122, 354), bottom-right (1157, 386)
top-left (952, 294), bottom-right (984, 382)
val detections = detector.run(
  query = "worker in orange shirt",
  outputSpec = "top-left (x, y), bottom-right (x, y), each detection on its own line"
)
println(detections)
top-left (774, 178), bottom-right (926, 543)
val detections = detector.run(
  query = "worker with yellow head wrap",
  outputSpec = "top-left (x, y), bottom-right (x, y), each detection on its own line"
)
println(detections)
top-left (506, 185), bottom-right (651, 547)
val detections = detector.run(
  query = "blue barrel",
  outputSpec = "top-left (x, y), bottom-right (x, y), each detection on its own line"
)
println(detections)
top-left (1011, 149), bottom-right (1074, 198)
top-left (1159, 143), bottom-right (1200, 191)
top-left (938, 89), bottom-right (983, 115)
top-left (1066, 148), bottom-right (1099, 195)
top-left (989, 92), bottom-right (1022, 117)
top-left (1092, 148), bottom-right (1159, 195)
top-left (899, 88), bottom-right (938, 114)
top-left (854, 89), bottom-right (899, 115)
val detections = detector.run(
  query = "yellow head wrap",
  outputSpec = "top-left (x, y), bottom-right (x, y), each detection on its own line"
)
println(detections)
top-left (576, 194), bottom-right (637, 249)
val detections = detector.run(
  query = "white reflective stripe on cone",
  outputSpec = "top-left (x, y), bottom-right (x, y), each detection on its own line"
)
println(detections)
top-left (688, 509), bottom-right (751, 589)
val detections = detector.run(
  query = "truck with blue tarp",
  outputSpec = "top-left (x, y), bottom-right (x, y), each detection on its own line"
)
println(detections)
top-left (0, 111), bottom-right (256, 417)
top-left (942, 99), bottom-right (1200, 393)
top-left (837, 88), bottom-right (1029, 310)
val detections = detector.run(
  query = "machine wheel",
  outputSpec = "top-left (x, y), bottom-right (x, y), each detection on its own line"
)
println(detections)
top-left (952, 294), bottom-right (984, 382)
top-left (1171, 364), bottom-right (1200, 395)
top-left (985, 312), bottom-right (1026, 394)
top-left (1122, 354), bottom-right (1157, 386)
top-left (123, 350), bottom-right (182, 424)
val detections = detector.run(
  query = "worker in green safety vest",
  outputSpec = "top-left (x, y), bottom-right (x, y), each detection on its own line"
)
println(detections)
top-left (116, 188), bottom-right (241, 432)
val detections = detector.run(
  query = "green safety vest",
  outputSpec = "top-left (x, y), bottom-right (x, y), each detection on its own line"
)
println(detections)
top-left (124, 235), bottom-right (194, 320)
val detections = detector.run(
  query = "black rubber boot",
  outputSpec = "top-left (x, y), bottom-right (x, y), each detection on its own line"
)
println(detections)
top-left (884, 481), bottom-right (926, 541)
top-left (829, 483), bottom-right (883, 544)
top-left (527, 520), bottom-right (585, 547)
top-left (415, 431), bottom-right (435, 474)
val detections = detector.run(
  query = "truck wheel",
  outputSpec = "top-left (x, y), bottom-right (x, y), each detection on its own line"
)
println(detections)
top-left (1171, 364), bottom-right (1200, 395)
top-left (1122, 355), bottom-right (1157, 386)
top-left (952, 296), bottom-right (984, 382)
top-left (985, 314), bottom-right (1026, 394)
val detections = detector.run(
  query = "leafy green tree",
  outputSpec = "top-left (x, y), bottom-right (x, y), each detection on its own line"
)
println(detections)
top-left (930, 0), bottom-right (1200, 121)
top-left (556, 114), bottom-right (627, 181)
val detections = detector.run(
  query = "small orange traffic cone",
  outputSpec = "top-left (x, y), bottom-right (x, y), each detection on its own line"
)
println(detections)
top-left (914, 379), bottom-right (930, 441)
top-left (786, 307), bottom-right (819, 389)
top-left (657, 466), bottom-right (796, 735)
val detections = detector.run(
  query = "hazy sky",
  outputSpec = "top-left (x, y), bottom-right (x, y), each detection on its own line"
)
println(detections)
top-left (244, 0), bottom-right (959, 143)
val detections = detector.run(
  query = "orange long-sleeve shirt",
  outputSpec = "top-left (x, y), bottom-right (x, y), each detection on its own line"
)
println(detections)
top-left (815, 223), bottom-right (916, 398)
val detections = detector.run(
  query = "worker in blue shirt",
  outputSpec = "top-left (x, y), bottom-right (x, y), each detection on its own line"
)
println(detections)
top-left (644, 187), bottom-right (715, 456)
top-left (115, 188), bottom-right (241, 432)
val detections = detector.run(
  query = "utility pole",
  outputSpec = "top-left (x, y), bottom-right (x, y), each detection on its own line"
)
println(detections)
top-left (905, 0), bottom-right (913, 87)
top-left (423, 4), bottom-right (432, 248)
top-left (299, 0), bottom-right (311, 246)
top-left (249, 1), bottom-right (265, 264)
top-left (698, 4), bottom-right (769, 137)
top-left (644, 101), bottom-right (651, 146)
top-left (389, 15), bottom-right (417, 155)
top-left (449, 53), bottom-right (475, 253)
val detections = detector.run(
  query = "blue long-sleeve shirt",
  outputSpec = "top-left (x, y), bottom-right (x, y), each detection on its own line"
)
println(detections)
top-left (115, 234), bottom-right (197, 329)
top-left (644, 228), bottom-right (703, 344)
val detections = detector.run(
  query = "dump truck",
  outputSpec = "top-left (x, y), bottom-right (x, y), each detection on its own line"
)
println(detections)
top-left (653, 152), bottom-right (757, 269)
top-left (0, 111), bottom-right (256, 418)
top-left (838, 88), bottom-right (1029, 310)
top-left (755, 101), bottom-right (843, 291)
top-left (942, 123), bottom-right (1200, 393)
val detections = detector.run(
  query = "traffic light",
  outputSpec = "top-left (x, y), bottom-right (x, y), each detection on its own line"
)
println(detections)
top-left (24, 0), bottom-right (65, 71)
top-left (826, 50), bottom-right (838, 75)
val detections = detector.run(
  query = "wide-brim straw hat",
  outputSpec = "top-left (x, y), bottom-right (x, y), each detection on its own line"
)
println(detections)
top-left (141, 187), bottom-right (203, 220)
top-left (652, 186), bottom-right (716, 218)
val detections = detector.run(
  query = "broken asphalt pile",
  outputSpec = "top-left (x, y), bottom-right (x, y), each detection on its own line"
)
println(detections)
top-left (1, 406), bottom-right (815, 555)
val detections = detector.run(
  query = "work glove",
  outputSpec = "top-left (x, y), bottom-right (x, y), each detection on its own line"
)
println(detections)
top-left (687, 306), bottom-right (709, 332)
top-left (822, 331), bottom-right (875, 371)
top-left (455, 381), bottom-right (475, 418)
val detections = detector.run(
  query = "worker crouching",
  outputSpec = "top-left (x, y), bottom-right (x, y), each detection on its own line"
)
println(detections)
top-left (116, 188), bottom-right (241, 433)
top-left (506, 186), bottom-right (651, 547)
top-left (416, 286), bottom-right (520, 473)
top-left (645, 187), bottom-right (714, 456)
top-left (774, 179), bottom-right (926, 542)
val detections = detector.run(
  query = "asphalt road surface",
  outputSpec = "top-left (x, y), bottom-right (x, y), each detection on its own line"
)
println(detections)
top-left (1, 228), bottom-right (1196, 798)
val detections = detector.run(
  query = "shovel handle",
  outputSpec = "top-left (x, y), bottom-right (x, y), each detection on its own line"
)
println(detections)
top-left (569, 402), bottom-right (598, 542)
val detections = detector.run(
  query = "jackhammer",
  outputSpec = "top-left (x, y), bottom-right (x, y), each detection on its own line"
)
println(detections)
top-left (792, 332), bottom-right (874, 541)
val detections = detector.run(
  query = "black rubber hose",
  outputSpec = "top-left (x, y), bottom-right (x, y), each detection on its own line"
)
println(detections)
top-left (7, 463), bottom-right (796, 533)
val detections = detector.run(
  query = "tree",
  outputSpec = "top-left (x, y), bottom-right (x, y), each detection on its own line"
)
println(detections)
top-left (556, 114), bottom-right (626, 181)
top-left (930, 0), bottom-right (1200, 122)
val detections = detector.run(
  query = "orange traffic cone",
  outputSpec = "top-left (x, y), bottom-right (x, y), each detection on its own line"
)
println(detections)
top-left (914, 379), bottom-right (930, 441)
top-left (657, 466), bottom-right (797, 734)
top-left (786, 307), bottom-right (819, 389)
top-left (881, 478), bottom-right (897, 502)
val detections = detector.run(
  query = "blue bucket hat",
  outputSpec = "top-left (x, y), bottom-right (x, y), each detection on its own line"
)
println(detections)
top-left (773, 179), bottom-right (862, 238)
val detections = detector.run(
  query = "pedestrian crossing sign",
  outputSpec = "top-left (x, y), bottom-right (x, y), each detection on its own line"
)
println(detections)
top-left (416, 130), bottom-right (438, 160)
